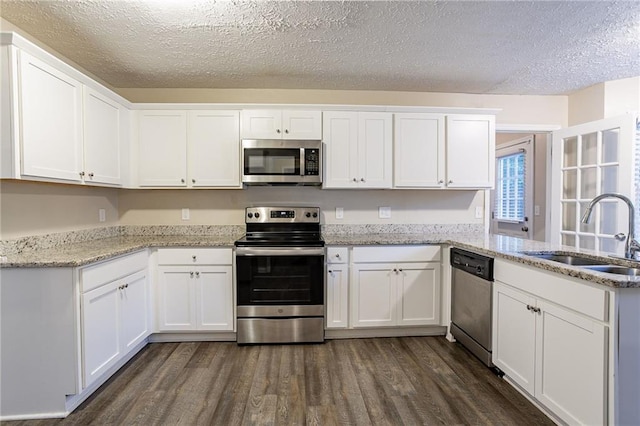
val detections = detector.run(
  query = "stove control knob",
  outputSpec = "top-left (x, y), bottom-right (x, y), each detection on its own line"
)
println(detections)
top-left (255, 212), bottom-right (260, 218)
top-left (312, 212), bottom-right (318, 218)
top-left (306, 212), bottom-right (311, 218)
top-left (247, 212), bottom-right (253, 219)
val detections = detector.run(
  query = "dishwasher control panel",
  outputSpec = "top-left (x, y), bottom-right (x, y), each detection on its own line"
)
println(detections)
top-left (450, 248), bottom-right (494, 281)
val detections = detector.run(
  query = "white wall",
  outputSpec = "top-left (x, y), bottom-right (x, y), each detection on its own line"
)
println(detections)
top-left (568, 77), bottom-right (640, 126)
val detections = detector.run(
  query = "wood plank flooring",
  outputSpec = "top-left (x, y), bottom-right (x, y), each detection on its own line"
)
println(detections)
top-left (9, 337), bottom-right (553, 425)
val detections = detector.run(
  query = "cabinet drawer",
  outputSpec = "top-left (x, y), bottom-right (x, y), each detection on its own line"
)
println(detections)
top-left (81, 250), bottom-right (148, 293)
top-left (494, 259), bottom-right (609, 322)
top-left (352, 245), bottom-right (440, 263)
top-left (327, 247), bottom-right (348, 264)
top-left (157, 248), bottom-right (232, 265)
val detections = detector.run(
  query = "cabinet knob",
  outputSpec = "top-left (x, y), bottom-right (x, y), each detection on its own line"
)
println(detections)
top-left (124, 283), bottom-right (128, 288)
top-left (398, 268), bottom-right (403, 272)
top-left (276, 129), bottom-right (281, 134)
top-left (393, 268), bottom-right (397, 273)
top-left (190, 271), bottom-right (194, 278)
top-left (448, 179), bottom-right (453, 184)
top-left (360, 178), bottom-right (365, 182)
top-left (181, 178), bottom-right (185, 183)
top-left (285, 129), bottom-right (289, 134)
top-left (438, 180), bottom-right (444, 184)
top-left (192, 179), bottom-right (196, 184)
top-left (335, 254), bottom-right (340, 258)
top-left (192, 255), bottom-right (197, 261)
top-left (88, 172), bottom-right (94, 178)
top-left (328, 269), bottom-right (333, 274)
top-left (195, 271), bottom-right (200, 277)
top-left (79, 171), bottom-right (85, 177)
top-left (353, 178), bottom-right (358, 182)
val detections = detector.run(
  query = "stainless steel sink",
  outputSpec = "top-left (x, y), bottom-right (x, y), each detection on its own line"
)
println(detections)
top-left (521, 252), bottom-right (609, 266)
top-left (581, 265), bottom-right (640, 276)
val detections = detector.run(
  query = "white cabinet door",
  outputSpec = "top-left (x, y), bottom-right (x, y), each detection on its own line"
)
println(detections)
top-left (82, 281), bottom-right (121, 388)
top-left (396, 262), bottom-right (440, 326)
top-left (240, 110), bottom-right (282, 139)
top-left (282, 110), bottom-right (322, 139)
top-left (187, 110), bottom-right (240, 187)
top-left (195, 266), bottom-right (234, 331)
top-left (394, 113), bottom-right (445, 188)
top-left (446, 114), bottom-right (495, 188)
top-left (492, 282), bottom-right (536, 394)
top-left (358, 112), bottom-right (392, 188)
top-left (535, 301), bottom-right (607, 425)
top-left (323, 111), bottom-right (358, 188)
top-left (157, 267), bottom-right (196, 330)
top-left (351, 263), bottom-right (395, 327)
top-left (119, 270), bottom-right (149, 352)
top-left (19, 51), bottom-right (83, 182)
top-left (83, 87), bottom-right (122, 185)
top-left (326, 263), bottom-right (349, 329)
top-left (138, 111), bottom-right (187, 187)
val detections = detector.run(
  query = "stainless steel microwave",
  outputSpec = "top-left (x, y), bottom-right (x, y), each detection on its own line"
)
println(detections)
top-left (241, 139), bottom-right (322, 185)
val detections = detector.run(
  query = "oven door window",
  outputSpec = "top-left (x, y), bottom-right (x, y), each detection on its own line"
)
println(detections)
top-left (244, 148), bottom-right (300, 176)
top-left (237, 255), bottom-right (323, 305)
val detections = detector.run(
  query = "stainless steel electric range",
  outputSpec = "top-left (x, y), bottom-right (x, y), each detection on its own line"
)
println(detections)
top-left (235, 207), bottom-right (325, 344)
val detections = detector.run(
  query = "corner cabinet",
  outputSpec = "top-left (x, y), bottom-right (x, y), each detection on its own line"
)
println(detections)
top-left (350, 246), bottom-right (441, 328)
top-left (393, 113), bottom-right (495, 189)
top-left (1, 38), bottom-right (128, 186)
top-left (156, 248), bottom-right (234, 332)
top-left (136, 110), bottom-right (241, 188)
top-left (493, 259), bottom-right (608, 425)
top-left (240, 109), bottom-right (321, 140)
top-left (323, 111), bottom-right (393, 189)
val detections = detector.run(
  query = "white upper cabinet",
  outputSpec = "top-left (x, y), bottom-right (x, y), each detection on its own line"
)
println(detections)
top-left (445, 114), bottom-right (495, 188)
top-left (19, 51), bottom-right (84, 182)
top-left (394, 113), bottom-right (445, 188)
top-left (323, 111), bottom-right (392, 189)
top-left (83, 87), bottom-right (122, 185)
top-left (241, 109), bottom-right (321, 140)
top-left (187, 110), bottom-right (240, 187)
top-left (136, 110), bottom-right (241, 188)
top-left (137, 111), bottom-right (188, 187)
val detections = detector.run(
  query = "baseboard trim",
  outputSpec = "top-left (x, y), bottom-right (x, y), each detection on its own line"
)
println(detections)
top-left (149, 332), bottom-right (237, 342)
top-left (325, 326), bottom-right (446, 339)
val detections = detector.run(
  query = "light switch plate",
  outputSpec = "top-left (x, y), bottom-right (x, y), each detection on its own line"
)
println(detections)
top-left (182, 208), bottom-right (190, 220)
top-left (379, 206), bottom-right (391, 219)
top-left (534, 205), bottom-right (540, 216)
top-left (336, 207), bottom-right (344, 219)
top-left (98, 208), bottom-right (106, 222)
top-left (475, 206), bottom-right (483, 219)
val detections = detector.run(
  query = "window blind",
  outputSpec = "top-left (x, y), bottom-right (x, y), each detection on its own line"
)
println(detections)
top-left (495, 151), bottom-right (526, 221)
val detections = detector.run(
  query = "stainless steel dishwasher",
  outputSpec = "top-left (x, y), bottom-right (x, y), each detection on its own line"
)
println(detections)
top-left (450, 247), bottom-right (496, 368)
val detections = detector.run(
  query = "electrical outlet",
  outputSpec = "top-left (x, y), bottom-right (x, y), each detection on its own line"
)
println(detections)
top-left (98, 208), bottom-right (106, 222)
top-left (182, 208), bottom-right (190, 221)
top-left (475, 206), bottom-right (483, 219)
top-left (336, 207), bottom-right (344, 219)
top-left (379, 206), bottom-right (391, 219)
top-left (534, 205), bottom-right (540, 216)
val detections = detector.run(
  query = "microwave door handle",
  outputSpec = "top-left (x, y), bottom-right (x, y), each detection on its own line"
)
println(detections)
top-left (300, 148), bottom-right (305, 176)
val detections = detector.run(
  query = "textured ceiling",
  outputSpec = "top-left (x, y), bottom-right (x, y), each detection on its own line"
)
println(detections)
top-left (1, 0), bottom-right (639, 95)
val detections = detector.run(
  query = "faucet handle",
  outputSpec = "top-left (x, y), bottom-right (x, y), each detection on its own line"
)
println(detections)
top-left (614, 233), bottom-right (626, 241)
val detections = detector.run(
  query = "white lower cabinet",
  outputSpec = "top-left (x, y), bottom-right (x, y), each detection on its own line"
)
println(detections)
top-left (156, 248), bottom-right (233, 332)
top-left (80, 252), bottom-right (149, 389)
top-left (493, 263), bottom-right (608, 425)
top-left (326, 247), bottom-right (349, 329)
top-left (350, 246), bottom-right (441, 328)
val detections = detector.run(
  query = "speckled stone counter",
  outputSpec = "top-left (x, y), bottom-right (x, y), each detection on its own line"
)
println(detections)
top-left (324, 232), bottom-right (640, 288)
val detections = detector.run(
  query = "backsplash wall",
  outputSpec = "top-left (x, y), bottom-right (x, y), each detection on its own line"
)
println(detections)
top-left (118, 186), bottom-right (485, 226)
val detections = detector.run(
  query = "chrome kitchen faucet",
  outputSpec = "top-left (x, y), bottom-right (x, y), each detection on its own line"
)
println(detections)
top-left (581, 193), bottom-right (640, 260)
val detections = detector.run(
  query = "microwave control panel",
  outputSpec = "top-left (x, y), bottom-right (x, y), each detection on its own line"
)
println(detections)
top-left (304, 149), bottom-right (320, 175)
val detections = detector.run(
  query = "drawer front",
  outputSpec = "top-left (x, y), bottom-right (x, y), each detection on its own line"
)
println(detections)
top-left (352, 245), bottom-right (441, 263)
top-left (494, 259), bottom-right (609, 322)
top-left (157, 248), bottom-right (232, 265)
top-left (327, 247), bottom-right (348, 264)
top-left (81, 250), bottom-right (148, 293)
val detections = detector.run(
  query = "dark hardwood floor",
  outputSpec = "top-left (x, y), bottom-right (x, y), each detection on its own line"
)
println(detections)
top-left (9, 337), bottom-right (553, 425)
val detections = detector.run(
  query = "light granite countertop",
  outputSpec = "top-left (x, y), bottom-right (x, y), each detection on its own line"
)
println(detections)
top-left (2, 230), bottom-right (639, 288)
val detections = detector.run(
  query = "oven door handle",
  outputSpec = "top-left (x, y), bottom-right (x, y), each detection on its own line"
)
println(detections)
top-left (235, 247), bottom-right (325, 256)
